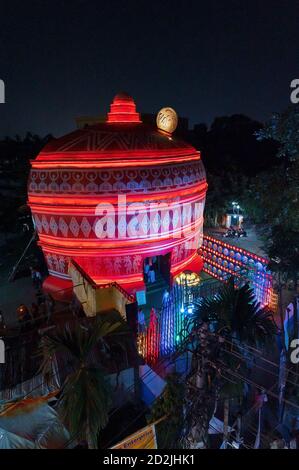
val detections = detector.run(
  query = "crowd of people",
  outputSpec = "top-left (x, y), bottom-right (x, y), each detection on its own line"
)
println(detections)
top-left (223, 226), bottom-right (247, 239)
top-left (144, 257), bottom-right (158, 284)
top-left (16, 291), bottom-right (55, 330)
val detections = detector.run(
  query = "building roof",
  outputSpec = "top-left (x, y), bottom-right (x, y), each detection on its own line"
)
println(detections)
top-left (36, 124), bottom-right (194, 157)
top-left (33, 94), bottom-right (196, 164)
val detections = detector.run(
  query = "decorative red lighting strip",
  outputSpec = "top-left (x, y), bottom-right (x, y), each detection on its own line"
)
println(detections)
top-left (31, 150), bottom-right (201, 169)
top-left (204, 235), bottom-right (269, 264)
top-left (28, 183), bottom-right (207, 211)
top-left (200, 245), bottom-right (271, 278)
top-left (37, 221), bottom-right (202, 251)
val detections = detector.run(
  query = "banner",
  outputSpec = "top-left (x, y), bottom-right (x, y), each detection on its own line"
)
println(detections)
top-left (111, 423), bottom-right (157, 449)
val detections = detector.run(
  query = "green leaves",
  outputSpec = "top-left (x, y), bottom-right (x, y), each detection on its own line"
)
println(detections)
top-left (245, 106), bottom-right (299, 285)
top-left (194, 278), bottom-right (277, 348)
top-left (148, 374), bottom-right (185, 448)
top-left (39, 316), bottom-right (130, 448)
top-left (58, 367), bottom-right (111, 448)
top-left (256, 105), bottom-right (299, 162)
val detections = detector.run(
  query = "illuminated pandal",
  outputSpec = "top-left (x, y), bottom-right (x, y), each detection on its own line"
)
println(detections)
top-left (28, 93), bottom-right (207, 300)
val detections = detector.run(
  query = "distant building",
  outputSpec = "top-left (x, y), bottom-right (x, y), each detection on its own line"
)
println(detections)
top-left (76, 113), bottom-right (189, 133)
top-left (223, 212), bottom-right (244, 228)
top-left (75, 115), bottom-right (106, 129)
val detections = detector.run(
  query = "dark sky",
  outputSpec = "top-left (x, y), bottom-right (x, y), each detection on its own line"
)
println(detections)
top-left (0, 0), bottom-right (298, 138)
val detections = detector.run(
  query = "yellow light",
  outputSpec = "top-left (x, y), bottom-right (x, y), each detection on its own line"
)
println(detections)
top-left (156, 107), bottom-right (178, 134)
top-left (175, 271), bottom-right (200, 287)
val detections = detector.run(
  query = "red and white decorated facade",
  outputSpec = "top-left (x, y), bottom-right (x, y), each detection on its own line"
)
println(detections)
top-left (28, 93), bottom-right (207, 300)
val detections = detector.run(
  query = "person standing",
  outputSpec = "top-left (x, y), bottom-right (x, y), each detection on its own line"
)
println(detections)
top-left (149, 265), bottom-right (156, 283)
top-left (144, 261), bottom-right (150, 283)
top-left (162, 288), bottom-right (170, 307)
top-left (35, 270), bottom-right (42, 289)
top-left (30, 267), bottom-right (37, 288)
top-left (138, 308), bottom-right (146, 333)
top-left (149, 307), bottom-right (158, 327)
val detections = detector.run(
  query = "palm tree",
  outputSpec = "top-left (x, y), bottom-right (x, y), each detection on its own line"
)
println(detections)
top-left (183, 278), bottom-right (277, 448)
top-left (39, 315), bottom-right (130, 449)
top-left (197, 277), bottom-right (277, 347)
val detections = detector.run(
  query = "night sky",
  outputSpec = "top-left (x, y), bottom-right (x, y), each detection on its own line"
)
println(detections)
top-left (0, 0), bottom-right (298, 138)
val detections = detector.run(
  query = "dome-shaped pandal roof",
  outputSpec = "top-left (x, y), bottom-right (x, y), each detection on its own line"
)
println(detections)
top-left (28, 93), bottom-right (207, 299)
top-left (34, 94), bottom-right (197, 166)
top-left (38, 124), bottom-right (193, 154)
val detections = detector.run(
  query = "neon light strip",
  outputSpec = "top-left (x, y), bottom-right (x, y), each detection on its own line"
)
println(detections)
top-left (32, 147), bottom-right (199, 161)
top-left (28, 186), bottom-right (207, 207)
top-left (40, 235), bottom-right (202, 262)
top-left (88, 274), bottom-right (144, 285)
top-left (38, 224), bottom-right (202, 252)
top-left (31, 155), bottom-right (200, 169)
top-left (203, 259), bottom-right (242, 278)
top-left (200, 245), bottom-right (271, 276)
top-left (28, 184), bottom-right (207, 211)
top-left (203, 235), bottom-right (269, 264)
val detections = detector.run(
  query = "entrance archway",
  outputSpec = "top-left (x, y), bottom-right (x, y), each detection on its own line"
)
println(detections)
top-left (143, 253), bottom-right (171, 287)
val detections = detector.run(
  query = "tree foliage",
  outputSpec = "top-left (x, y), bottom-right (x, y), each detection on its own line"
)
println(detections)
top-left (197, 278), bottom-right (277, 348)
top-left (180, 279), bottom-right (277, 447)
top-left (256, 105), bottom-right (299, 161)
top-left (243, 106), bottom-right (299, 285)
top-left (147, 373), bottom-right (185, 448)
top-left (39, 316), bottom-right (129, 448)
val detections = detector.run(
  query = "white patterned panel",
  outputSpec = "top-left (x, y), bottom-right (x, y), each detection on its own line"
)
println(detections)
top-left (151, 213), bottom-right (161, 233)
top-left (33, 214), bottom-right (42, 232)
top-left (140, 214), bottom-right (150, 235)
top-left (41, 215), bottom-right (49, 233)
top-left (80, 217), bottom-right (92, 237)
top-left (59, 217), bottom-right (69, 237)
top-left (49, 217), bottom-right (58, 236)
top-left (69, 217), bottom-right (80, 237)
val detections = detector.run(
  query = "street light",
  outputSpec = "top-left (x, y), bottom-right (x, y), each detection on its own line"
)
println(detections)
top-left (232, 201), bottom-right (238, 215)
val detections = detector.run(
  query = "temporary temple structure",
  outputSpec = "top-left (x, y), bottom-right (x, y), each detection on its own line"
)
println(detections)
top-left (28, 93), bottom-right (207, 301)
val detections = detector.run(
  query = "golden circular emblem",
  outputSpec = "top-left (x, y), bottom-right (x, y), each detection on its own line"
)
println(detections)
top-left (156, 107), bottom-right (178, 134)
